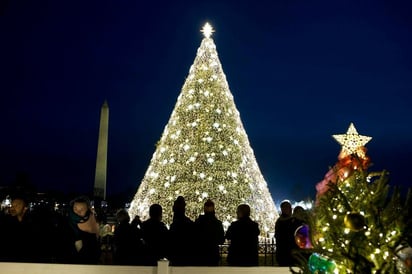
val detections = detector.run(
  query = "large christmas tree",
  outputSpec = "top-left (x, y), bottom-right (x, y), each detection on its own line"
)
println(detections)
top-left (297, 123), bottom-right (411, 273)
top-left (128, 23), bottom-right (278, 233)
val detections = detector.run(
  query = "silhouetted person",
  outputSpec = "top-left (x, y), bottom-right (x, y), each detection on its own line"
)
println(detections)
top-left (141, 204), bottom-right (169, 265)
top-left (226, 204), bottom-right (260, 266)
top-left (275, 200), bottom-right (300, 266)
top-left (169, 196), bottom-right (196, 266)
top-left (99, 223), bottom-right (114, 265)
top-left (59, 196), bottom-right (100, 264)
top-left (292, 205), bottom-right (308, 225)
top-left (29, 201), bottom-right (62, 263)
top-left (194, 199), bottom-right (225, 266)
top-left (131, 214), bottom-right (142, 229)
top-left (1, 196), bottom-right (35, 262)
top-left (113, 209), bottom-right (144, 265)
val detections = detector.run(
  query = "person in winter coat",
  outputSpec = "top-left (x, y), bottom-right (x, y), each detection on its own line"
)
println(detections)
top-left (194, 199), bottom-right (225, 266)
top-left (60, 196), bottom-right (100, 264)
top-left (226, 204), bottom-right (260, 266)
top-left (169, 196), bottom-right (196, 266)
top-left (275, 200), bottom-right (301, 266)
top-left (1, 196), bottom-right (35, 262)
top-left (113, 208), bottom-right (144, 265)
top-left (140, 204), bottom-right (169, 265)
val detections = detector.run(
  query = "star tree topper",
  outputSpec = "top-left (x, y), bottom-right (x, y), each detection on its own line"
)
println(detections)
top-left (201, 22), bottom-right (214, 38)
top-left (333, 123), bottom-right (372, 158)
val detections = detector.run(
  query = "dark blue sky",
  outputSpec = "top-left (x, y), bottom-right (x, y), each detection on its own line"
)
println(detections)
top-left (1, 0), bottom-right (411, 203)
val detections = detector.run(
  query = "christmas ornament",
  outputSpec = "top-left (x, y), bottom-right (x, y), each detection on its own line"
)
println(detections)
top-left (333, 123), bottom-right (372, 158)
top-left (308, 253), bottom-right (336, 273)
top-left (294, 224), bottom-right (313, 249)
top-left (344, 212), bottom-right (366, 232)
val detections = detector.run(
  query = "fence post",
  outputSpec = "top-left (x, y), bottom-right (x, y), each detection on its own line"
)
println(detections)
top-left (157, 259), bottom-right (169, 274)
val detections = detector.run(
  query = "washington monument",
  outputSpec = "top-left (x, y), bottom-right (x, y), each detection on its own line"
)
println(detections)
top-left (94, 100), bottom-right (109, 200)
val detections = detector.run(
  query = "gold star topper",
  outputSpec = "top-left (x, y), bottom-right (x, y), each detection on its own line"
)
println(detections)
top-left (333, 123), bottom-right (372, 157)
top-left (201, 22), bottom-right (214, 38)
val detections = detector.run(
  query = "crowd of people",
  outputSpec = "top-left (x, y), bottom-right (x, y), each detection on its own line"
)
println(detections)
top-left (0, 194), bottom-right (307, 267)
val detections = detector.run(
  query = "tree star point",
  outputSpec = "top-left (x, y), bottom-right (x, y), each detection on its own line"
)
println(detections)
top-left (332, 123), bottom-right (372, 157)
top-left (201, 22), bottom-right (214, 38)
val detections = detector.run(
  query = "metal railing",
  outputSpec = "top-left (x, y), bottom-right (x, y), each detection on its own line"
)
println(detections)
top-left (219, 239), bottom-right (277, 266)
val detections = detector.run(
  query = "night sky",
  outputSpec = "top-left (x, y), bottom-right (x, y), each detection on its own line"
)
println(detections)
top-left (1, 0), bottom-right (411, 204)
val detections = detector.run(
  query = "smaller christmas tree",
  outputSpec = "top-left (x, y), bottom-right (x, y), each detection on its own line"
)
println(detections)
top-left (295, 123), bottom-right (411, 273)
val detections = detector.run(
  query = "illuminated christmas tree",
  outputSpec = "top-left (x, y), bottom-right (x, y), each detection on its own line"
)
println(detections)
top-left (296, 123), bottom-right (411, 273)
top-left (128, 23), bottom-right (278, 233)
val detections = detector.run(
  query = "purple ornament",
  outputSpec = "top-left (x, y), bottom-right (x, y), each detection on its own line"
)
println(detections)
top-left (294, 224), bottom-right (313, 249)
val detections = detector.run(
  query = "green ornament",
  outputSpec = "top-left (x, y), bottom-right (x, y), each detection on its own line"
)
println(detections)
top-left (308, 253), bottom-right (336, 273)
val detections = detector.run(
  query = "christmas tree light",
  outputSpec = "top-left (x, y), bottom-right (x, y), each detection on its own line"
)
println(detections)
top-left (128, 23), bottom-right (279, 233)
